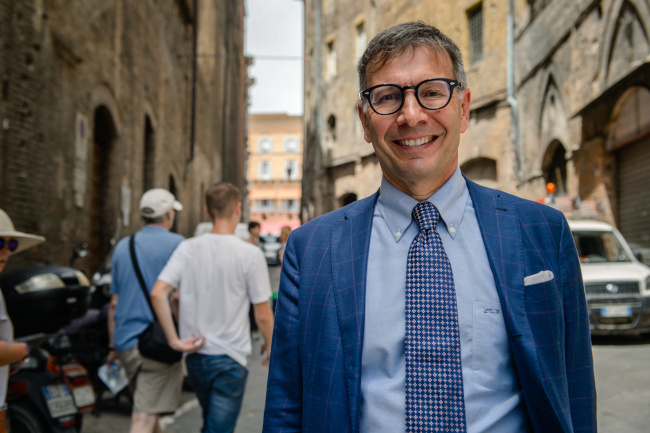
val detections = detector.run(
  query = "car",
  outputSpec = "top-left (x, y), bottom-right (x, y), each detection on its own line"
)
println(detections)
top-left (568, 219), bottom-right (650, 335)
top-left (260, 234), bottom-right (281, 266)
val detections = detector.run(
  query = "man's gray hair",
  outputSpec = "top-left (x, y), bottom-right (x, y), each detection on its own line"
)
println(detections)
top-left (357, 21), bottom-right (468, 95)
top-left (142, 215), bottom-right (166, 224)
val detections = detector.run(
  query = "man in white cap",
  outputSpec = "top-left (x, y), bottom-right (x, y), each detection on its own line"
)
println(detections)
top-left (0, 208), bottom-right (45, 432)
top-left (107, 189), bottom-right (184, 433)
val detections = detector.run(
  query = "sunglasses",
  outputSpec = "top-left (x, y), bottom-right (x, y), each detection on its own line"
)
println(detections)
top-left (0, 238), bottom-right (19, 252)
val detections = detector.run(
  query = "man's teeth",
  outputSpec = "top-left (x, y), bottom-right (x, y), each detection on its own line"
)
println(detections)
top-left (397, 136), bottom-right (433, 146)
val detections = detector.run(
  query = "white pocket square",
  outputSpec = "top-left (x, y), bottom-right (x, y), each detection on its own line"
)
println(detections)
top-left (524, 270), bottom-right (554, 286)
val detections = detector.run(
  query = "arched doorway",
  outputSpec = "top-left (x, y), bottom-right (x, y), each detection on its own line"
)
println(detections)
top-left (542, 140), bottom-right (568, 195)
top-left (89, 106), bottom-right (118, 273)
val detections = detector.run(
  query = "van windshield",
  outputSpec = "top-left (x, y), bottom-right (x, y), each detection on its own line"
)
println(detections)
top-left (572, 230), bottom-right (630, 263)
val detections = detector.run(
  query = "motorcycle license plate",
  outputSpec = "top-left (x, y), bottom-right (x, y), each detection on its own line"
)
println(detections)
top-left (42, 383), bottom-right (78, 418)
top-left (72, 384), bottom-right (96, 407)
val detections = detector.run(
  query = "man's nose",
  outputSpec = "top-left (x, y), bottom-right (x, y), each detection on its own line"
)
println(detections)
top-left (397, 91), bottom-right (427, 126)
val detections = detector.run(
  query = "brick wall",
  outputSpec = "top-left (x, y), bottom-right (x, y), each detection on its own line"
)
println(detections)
top-left (0, 0), bottom-right (247, 272)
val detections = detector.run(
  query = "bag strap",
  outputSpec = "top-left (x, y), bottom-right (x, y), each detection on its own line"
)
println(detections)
top-left (129, 234), bottom-right (156, 317)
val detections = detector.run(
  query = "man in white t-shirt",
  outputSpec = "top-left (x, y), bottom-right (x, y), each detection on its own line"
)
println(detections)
top-left (151, 182), bottom-right (273, 433)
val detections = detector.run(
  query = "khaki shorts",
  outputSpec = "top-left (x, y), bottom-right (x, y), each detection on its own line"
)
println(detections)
top-left (117, 345), bottom-right (184, 415)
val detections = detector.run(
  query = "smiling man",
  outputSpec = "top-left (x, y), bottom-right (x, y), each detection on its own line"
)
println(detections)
top-left (263, 22), bottom-right (596, 433)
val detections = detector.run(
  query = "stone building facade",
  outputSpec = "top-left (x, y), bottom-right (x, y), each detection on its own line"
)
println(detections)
top-left (247, 113), bottom-right (302, 234)
top-left (0, 0), bottom-right (248, 273)
top-left (514, 0), bottom-right (650, 260)
top-left (302, 0), bottom-right (515, 220)
top-left (302, 0), bottom-right (650, 260)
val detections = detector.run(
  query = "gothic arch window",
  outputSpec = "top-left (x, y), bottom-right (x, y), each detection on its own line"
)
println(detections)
top-left (538, 76), bottom-right (568, 141)
top-left (327, 114), bottom-right (336, 138)
top-left (601, 0), bottom-right (650, 87)
top-left (326, 114), bottom-right (337, 148)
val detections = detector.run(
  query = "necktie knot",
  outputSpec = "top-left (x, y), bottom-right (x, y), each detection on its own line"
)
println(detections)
top-left (412, 201), bottom-right (439, 232)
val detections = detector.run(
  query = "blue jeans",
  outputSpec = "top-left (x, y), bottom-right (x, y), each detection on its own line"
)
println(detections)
top-left (185, 354), bottom-right (249, 433)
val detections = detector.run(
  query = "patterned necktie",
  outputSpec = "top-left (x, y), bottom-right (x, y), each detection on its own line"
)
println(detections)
top-left (405, 201), bottom-right (466, 432)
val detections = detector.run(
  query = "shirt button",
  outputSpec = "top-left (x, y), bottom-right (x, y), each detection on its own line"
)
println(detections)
top-left (449, 226), bottom-right (456, 235)
top-left (395, 230), bottom-right (401, 238)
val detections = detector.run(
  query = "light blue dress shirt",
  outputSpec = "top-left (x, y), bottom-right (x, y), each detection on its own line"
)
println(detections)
top-left (360, 168), bottom-right (530, 433)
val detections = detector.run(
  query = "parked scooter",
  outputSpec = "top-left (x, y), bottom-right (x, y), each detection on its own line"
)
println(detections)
top-left (61, 260), bottom-right (119, 414)
top-left (7, 333), bottom-right (94, 432)
top-left (0, 262), bottom-right (94, 432)
top-left (61, 235), bottom-right (133, 413)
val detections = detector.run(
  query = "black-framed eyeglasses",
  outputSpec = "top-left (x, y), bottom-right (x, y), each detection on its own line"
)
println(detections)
top-left (359, 78), bottom-right (463, 115)
top-left (0, 238), bottom-right (19, 252)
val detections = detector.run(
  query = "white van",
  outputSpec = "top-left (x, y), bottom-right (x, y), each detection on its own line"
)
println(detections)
top-left (569, 219), bottom-right (650, 335)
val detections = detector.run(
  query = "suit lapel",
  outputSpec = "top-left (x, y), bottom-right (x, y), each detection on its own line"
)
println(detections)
top-left (331, 192), bottom-right (377, 433)
top-left (468, 179), bottom-right (565, 429)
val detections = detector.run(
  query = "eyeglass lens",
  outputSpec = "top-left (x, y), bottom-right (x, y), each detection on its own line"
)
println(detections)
top-left (0, 238), bottom-right (19, 252)
top-left (369, 80), bottom-right (452, 114)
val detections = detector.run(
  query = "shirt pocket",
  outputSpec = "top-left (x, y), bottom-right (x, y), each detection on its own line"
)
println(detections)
top-left (471, 301), bottom-right (517, 390)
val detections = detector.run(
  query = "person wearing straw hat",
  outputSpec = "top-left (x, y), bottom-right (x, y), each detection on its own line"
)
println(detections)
top-left (0, 208), bottom-right (45, 432)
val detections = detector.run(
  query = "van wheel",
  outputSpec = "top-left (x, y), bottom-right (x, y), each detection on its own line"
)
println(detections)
top-left (8, 399), bottom-right (48, 433)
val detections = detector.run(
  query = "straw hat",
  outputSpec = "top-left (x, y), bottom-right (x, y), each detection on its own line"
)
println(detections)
top-left (0, 209), bottom-right (45, 254)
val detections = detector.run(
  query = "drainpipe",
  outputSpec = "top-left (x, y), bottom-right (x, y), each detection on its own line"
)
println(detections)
top-left (187, 0), bottom-right (198, 165)
top-left (314, 0), bottom-right (322, 218)
top-left (507, 0), bottom-right (522, 183)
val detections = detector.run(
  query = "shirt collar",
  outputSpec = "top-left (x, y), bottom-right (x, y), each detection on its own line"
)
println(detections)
top-left (376, 167), bottom-right (469, 242)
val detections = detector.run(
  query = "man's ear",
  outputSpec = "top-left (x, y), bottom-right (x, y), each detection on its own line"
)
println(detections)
top-left (165, 209), bottom-right (176, 228)
top-left (459, 87), bottom-right (471, 134)
top-left (358, 101), bottom-right (372, 143)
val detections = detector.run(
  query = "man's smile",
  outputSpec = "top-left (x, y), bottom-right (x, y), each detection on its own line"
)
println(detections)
top-left (394, 135), bottom-right (437, 147)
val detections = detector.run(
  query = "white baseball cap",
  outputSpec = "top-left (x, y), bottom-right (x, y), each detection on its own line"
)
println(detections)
top-left (139, 188), bottom-right (183, 219)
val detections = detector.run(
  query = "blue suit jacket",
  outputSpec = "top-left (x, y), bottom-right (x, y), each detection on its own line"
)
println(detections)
top-left (263, 179), bottom-right (597, 433)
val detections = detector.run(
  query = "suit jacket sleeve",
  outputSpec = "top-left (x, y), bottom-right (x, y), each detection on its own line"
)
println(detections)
top-left (559, 219), bottom-right (598, 432)
top-left (263, 232), bottom-right (303, 432)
